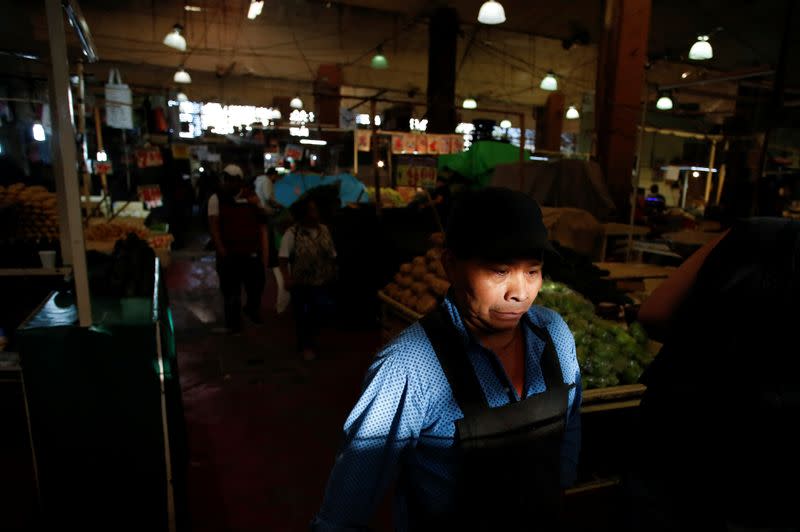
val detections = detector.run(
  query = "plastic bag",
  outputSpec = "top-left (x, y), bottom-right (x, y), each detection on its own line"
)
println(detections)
top-left (105, 68), bottom-right (133, 129)
top-left (273, 267), bottom-right (291, 314)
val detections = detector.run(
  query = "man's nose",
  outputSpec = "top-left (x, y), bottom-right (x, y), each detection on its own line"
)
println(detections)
top-left (505, 271), bottom-right (528, 303)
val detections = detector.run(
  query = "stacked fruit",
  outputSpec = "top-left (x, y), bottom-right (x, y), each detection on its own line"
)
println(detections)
top-left (536, 280), bottom-right (653, 389)
top-left (0, 184), bottom-right (59, 241)
top-left (147, 233), bottom-right (174, 250)
top-left (366, 187), bottom-right (406, 207)
top-left (383, 233), bottom-right (450, 315)
top-left (85, 222), bottom-right (149, 242)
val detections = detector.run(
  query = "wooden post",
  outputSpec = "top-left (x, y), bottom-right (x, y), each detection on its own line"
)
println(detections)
top-left (519, 113), bottom-right (526, 191)
top-left (45, 0), bottom-right (92, 327)
top-left (76, 61), bottom-right (91, 203)
top-left (716, 141), bottom-right (729, 205)
top-left (352, 131), bottom-right (358, 176)
top-left (704, 140), bottom-right (717, 204)
top-left (426, 8), bottom-right (458, 134)
top-left (626, 95), bottom-right (648, 262)
top-left (595, 0), bottom-right (652, 221)
top-left (371, 98), bottom-right (381, 214)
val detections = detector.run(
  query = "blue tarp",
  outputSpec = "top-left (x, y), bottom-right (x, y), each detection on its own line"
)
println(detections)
top-left (273, 172), bottom-right (369, 207)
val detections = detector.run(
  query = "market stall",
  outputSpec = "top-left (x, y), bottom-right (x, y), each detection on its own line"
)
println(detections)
top-left (378, 233), bottom-right (657, 395)
top-left (0, 5), bottom-right (187, 530)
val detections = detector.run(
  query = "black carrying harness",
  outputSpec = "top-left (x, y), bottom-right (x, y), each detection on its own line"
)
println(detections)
top-left (414, 306), bottom-right (572, 530)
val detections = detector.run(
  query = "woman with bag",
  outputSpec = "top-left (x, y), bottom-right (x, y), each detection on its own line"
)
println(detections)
top-left (278, 198), bottom-right (337, 361)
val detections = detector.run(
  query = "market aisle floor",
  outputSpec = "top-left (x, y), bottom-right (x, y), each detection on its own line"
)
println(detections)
top-left (165, 251), bottom-right (386, 531)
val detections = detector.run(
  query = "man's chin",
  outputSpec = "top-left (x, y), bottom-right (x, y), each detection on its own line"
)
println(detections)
top-left (489, 309), bottom-right (526, 325)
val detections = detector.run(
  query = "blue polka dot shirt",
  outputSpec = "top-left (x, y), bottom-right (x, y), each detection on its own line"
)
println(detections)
top-left (314, 297), bottom-right (582, 531)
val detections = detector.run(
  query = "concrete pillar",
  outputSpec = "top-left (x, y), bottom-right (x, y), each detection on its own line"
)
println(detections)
top-left (535, 92), bottom-right (565, 152)
top-left (426, 7), bottom-right (458, 134)
top-left (595, 0), bottom-right (651, 221)
top-left (314, 64), bottom-right (342, 126)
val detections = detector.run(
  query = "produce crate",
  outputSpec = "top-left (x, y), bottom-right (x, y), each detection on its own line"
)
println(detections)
top-left (378, 290), bottom-right (421, 343)
top-left (378, 289), bottom-right (647, 413)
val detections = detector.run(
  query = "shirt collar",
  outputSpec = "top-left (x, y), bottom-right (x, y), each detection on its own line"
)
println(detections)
top-left (442, 295), bottom-right (534, 352)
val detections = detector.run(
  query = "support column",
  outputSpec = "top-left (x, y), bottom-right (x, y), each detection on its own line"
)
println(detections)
top-left (314, 64), bottom-right (342, 126)
top-left (535, 92), bottom-right (565, 152)
top-left (595, 0), bottom-right (651, 221)
top-left (45, 0), bottom-right (92, 326)
top-left (426, 7), bottom-right (458, 134)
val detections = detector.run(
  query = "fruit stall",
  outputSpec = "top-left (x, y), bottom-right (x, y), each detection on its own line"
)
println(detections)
top-left (84, 218), bottom-right (174, 267)
top-left (379, 232), bottom-right (655, 401)
top-left (378, 232), bottom-right (658, 490)
top-left (0, 183), bottom-right (174, 269)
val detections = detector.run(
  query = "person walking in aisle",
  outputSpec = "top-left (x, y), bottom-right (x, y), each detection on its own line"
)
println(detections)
top-left (208, 164), bottom-right (270, 333)
top-left (278, 198), bottom-right (337, 361)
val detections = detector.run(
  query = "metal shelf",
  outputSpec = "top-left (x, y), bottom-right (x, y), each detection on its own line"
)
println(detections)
top-left (0, 267), bottom-right (72, 277)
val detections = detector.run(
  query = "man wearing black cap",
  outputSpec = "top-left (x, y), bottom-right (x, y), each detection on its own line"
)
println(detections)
top-left (313, 187), bottom-right (581, 530)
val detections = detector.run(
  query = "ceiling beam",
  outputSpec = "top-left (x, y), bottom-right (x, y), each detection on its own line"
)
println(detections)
top-left (660, 67), bottom-right (774, 90)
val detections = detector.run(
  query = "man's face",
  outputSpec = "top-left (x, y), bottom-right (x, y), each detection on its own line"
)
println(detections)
top-left (444, 251), bottom-right (543, 334)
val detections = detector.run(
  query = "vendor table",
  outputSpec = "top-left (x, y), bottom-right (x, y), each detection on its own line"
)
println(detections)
top-left (663, 230), bottom-right (719, 247)
top-left (594, 262), bottom-right (675, 281)
top-left (600, 223), bottom-right (649, 261)
top-left (16, 259), bottom-right (187, 531)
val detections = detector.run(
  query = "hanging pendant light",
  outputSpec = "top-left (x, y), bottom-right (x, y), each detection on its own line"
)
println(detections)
top-left (290, 95), bottom-right (304, 110)
top-left (371, 47), bottom-right (389, 69)
top-left (656, 92), bottom-right (673, 110)
top-left (565, 105), bottom-right (580, 119)
top-left (477, 0), bottom-right (506, 25)
top-left (176, 92), bottom-right (189, 102)
top-left (247, 0), bottom-right (264, 20)
top-left (462, 98), bottom-right (477, 109)
top-left (32, 122), bottom-right (45, 142)
top-left (163, 24), bottom-right (187, 51)
top-left (540, 71), bottom-right (558, 91)
top-left (173, 67), bottom-right (192, 84)
top-left (688, 35), bottom-right (713, 61)
top-left (500, 119), bottom-right (512, 129)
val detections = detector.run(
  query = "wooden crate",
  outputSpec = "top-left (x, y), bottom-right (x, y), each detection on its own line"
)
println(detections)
top-left (378, 290), bottom-right (421, 343)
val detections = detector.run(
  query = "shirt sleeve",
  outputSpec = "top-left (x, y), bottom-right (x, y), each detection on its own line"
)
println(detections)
top-left (557, 321), bottom-right (582, 488)
top-left (279, 228), bottom-right (295, 259)
top-left (313, 349), bottom-right (425, 531)
top-left (561, 366), bottom-right (582, 488)
top-left (322, 225), bottom-right (337, 258)
top-left (207, 194), bottom-right (219, 217)
top-left (262, 178), bottom-right (273, 201)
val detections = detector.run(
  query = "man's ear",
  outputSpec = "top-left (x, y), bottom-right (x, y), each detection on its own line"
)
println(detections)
top-left (441, 249), bottom-right (457, 283)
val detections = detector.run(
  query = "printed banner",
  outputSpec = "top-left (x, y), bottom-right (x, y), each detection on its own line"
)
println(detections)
top-left (135, 148), bottom-right (164, 168)
top-left (438, 136), bottom-right (451, 155)
top-left (356, 130), bottom-right (371, 152)
top-left (415, 135), bottom-right (428, 155)
top-left (427, 135), bottom-right (442, 155)
top-left (395, 155), bottom-right (437, 188)
top-left (171, 143), bottom-right (191, 160)
top-left (284, 144), bottom-right (303, 161)
top-left (392, 135), bottom-right (405, 154)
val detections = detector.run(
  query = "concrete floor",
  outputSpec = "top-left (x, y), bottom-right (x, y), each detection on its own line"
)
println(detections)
top-left (166, 251), bottom-right (388, 531)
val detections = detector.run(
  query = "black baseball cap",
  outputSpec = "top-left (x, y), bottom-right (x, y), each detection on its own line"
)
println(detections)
top-left (445, 187), bottom-right (554, 262)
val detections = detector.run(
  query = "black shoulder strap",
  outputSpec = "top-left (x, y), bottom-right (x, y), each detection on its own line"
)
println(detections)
top-left (420, 306), bottom-right (489, 415)
top-left (527, 322), bottom-right (566, 389)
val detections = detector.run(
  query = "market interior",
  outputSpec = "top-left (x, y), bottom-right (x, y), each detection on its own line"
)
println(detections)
top-left (1, 0), bottom-right (800, 530)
